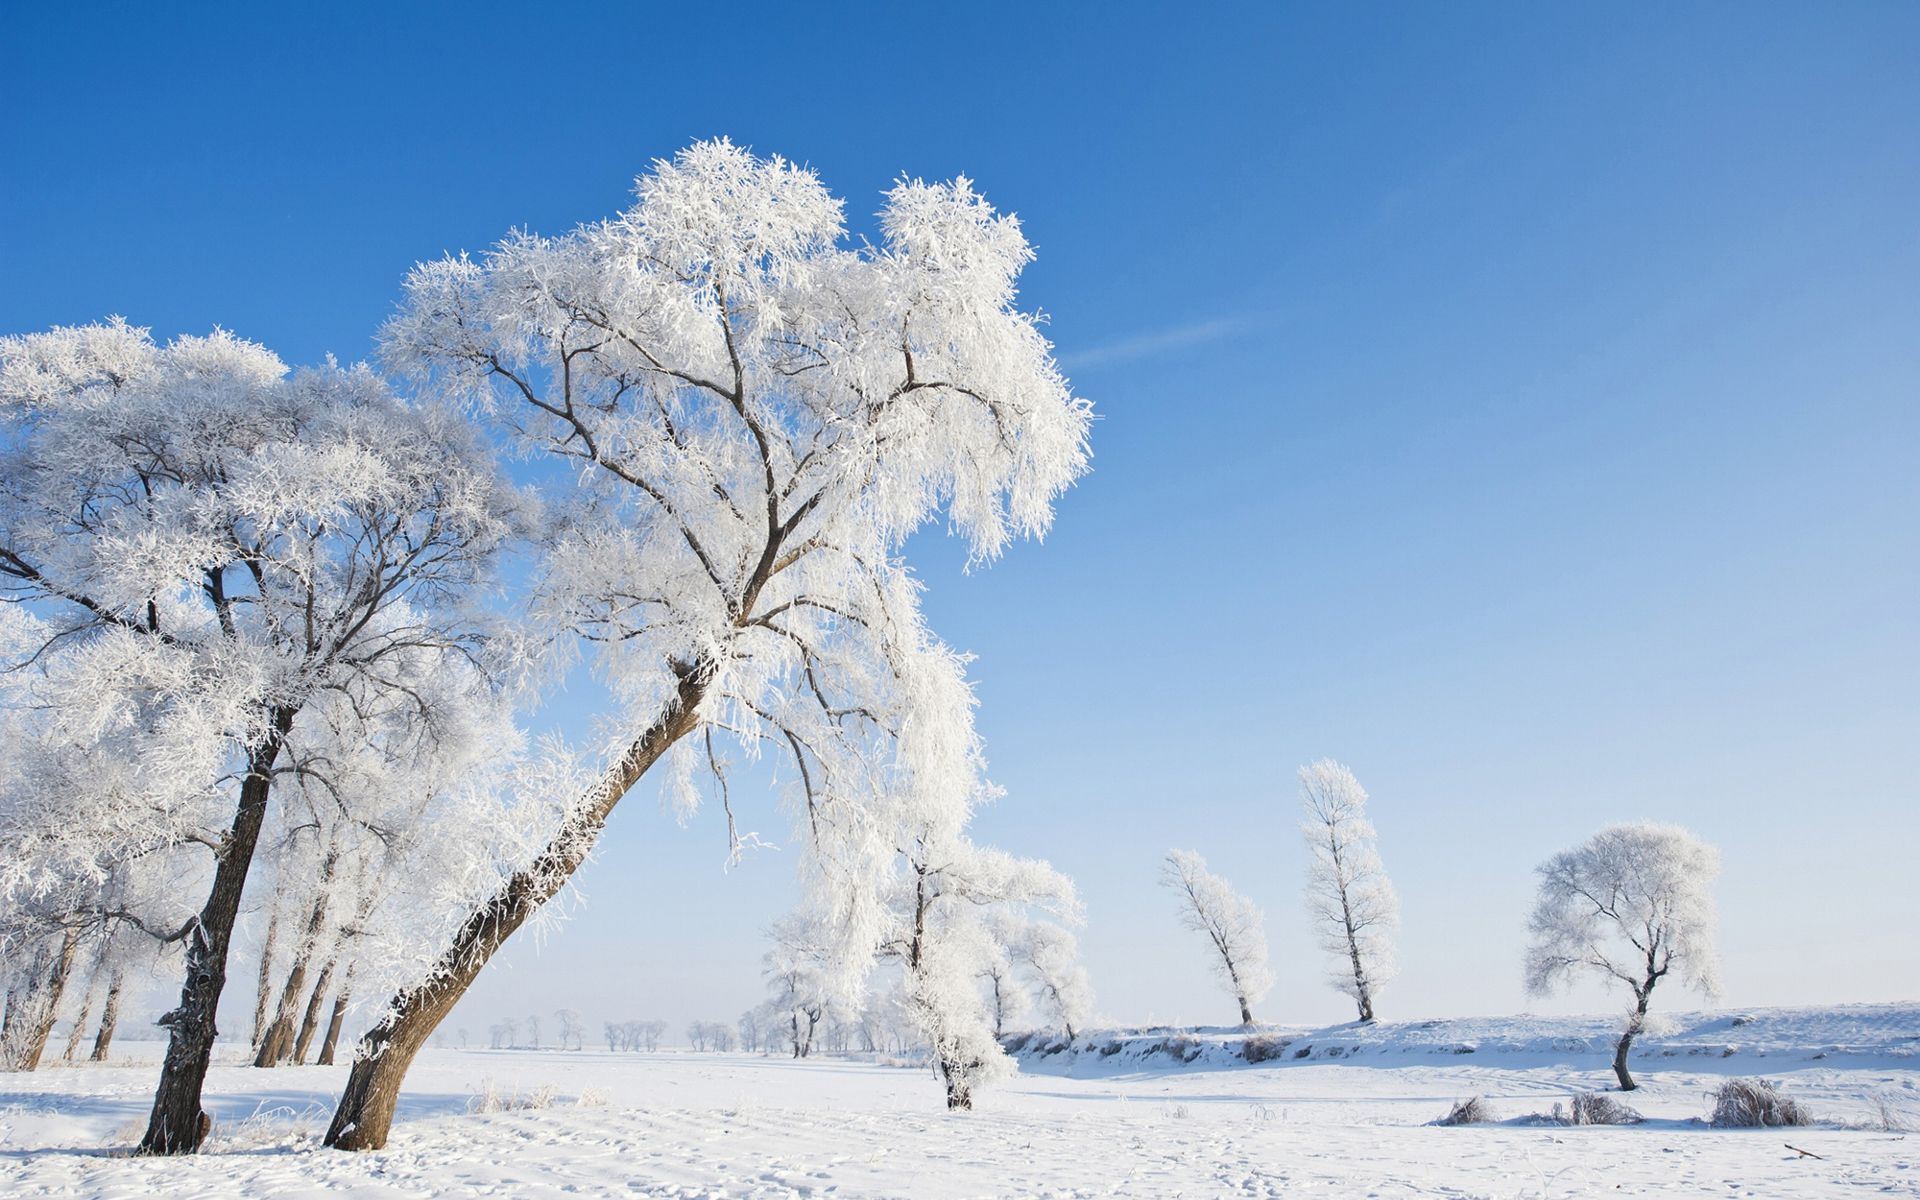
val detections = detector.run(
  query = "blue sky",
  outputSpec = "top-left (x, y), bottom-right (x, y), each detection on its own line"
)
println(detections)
top-left (4, 3), bottom-right (1916, 1038)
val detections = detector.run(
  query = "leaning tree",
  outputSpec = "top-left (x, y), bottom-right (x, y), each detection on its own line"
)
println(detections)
top-left (1298, 759), bottom-right (1399, 1022)
top-left (1162, 849), bottom-right (1274, 1026)
top-left (323, 139), bottom-right (1091, 1149)
top-left (1524, 821), bottom-right (1722, 1090)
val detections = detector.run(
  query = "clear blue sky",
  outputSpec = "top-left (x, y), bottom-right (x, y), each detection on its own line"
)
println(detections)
top-left (4, 2), bottom-right (1915, 1039)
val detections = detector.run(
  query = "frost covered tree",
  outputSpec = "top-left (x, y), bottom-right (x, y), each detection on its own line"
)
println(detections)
top-left (0, 323), bottom-right (524, 1151)
top-left (976, 936), bottom-right (1028, 1039)
top-left (1000, 915), bottom-right (1092, 1038)
top-left (1298, 759), bottom-right (1399, 1022)
top-left (761, 912), bottom-right (839, 1058)
top-left (324, 139), bottom-right (1089, 1149)
top-left (870, 807), bottom-right (1082, 1107)
top-left (1162, 850), bottom-right (1274, 1026)
top-left (1524, 822), bottom-right (1723, 1091)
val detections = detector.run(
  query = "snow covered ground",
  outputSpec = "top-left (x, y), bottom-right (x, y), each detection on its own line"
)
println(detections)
top-left (2, 1004), bottom-right (1917, 1198)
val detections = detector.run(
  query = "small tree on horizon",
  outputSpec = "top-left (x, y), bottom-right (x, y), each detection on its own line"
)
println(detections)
top-left (1298, 759), bottom-right (1399, 1023)
top-left (1524, 821), bottom-right (1723, 1091)
top-left (1161, 850), bottom-right (1273, 1027)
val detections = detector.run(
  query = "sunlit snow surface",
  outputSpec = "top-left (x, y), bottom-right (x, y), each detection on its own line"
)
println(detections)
top-left (3, 1004), bottom-right (1917, 1198)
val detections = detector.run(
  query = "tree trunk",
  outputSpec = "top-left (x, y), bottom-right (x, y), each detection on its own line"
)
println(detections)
top-left (140, 709), bottom-right (293, 1155)
top-left (1, 976), bottom-right (20, 1046)
top-left (316, 965), bottom-right (353, 1066)
top-left (250, 906), bottom-right (281, 1049)
top-left (292, 959), bottom-right (335, 1064)
top-left (1611, 1029), bottom-right (1637, 1091)
top-left (257, 858), bottom-right (336, 1068)
top-left (1613, 987), bottom-right (1655, 1091)
top-left (1348, 937), bottom-right (1374, 1022)
top-left (255, 962), bottom-right (305, 1067)
top-left (0, 941), bottom-right (49, 1069)
top-left (89, 970), bottom-right (124, 1062)
top-left (1339, 885), bottom-right (1375, 1023)
top-left (324, 667), bottom-right (707, 1151)
top-left (61, 965), bottom-right (98, 1064)
top-left (13, 924), bottom-right (82, 1071)
top-left (1237, 995), bottom-right (1254, 1027)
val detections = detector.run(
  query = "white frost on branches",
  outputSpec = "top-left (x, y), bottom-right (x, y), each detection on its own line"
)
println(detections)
top-left (1298, 759), bottom-right (1399, 1022)
top-left (364, 140), bottom-right (1093, 1114)
top-left (1161, 849), bottom-right (1273, 1026)
top-left (1524, 821), bottom-right (1722, 1089)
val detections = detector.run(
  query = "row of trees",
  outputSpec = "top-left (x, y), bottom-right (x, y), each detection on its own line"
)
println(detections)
top-left (1163, 759), bottom-right (1401, 1027)
top-left (1160, 760), bottom-right (1722, 1093)
top-left (0, 139), bottom-right (1095, 1148)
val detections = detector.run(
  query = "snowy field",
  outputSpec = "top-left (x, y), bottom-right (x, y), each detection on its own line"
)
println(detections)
top-left (2, 1005), bottom-right (1917, 1199)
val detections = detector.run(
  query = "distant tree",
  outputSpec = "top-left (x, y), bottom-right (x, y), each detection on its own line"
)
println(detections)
top-left (872, 811), bottom-right (1082, 1108)
top-left (1298, 760), bottom-right (1399, 1022)
top-left (1161, 850), bottom-right (1273, 1026)
top-left (525, 1013), bottom-right (540, 1050)
top-left (763, 914), bottom-right (836, 1059)
top-left (1524, 822), bottom-right (1723, 1091)
top-left (1013, 919), bottom-right (1094, 1040)
top-left (555, 1009), bottom-right (583, 1051)
top-left (737, 1009), bottom-right (762, 1054)
top-left (977, 939), bottom-right (1029, 1040)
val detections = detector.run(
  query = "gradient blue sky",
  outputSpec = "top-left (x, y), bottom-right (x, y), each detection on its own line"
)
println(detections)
top-left (4, 3), bottom-right (1915, 1040)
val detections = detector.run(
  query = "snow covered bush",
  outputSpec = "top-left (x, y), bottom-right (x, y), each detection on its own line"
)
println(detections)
top-left (1298, 760), bottom-right (1398, 1022)
top-left (1709, 1078), bottom-right (1812, 1127)
top-left (1433, 1096), bottom-right (1497, 1126)
top-left (1524, 822), bottom-right (1722, 1090)
top-left (1240, 1035), bottom-right (1291, 1063)
top-left (1569, 1092), bottom-right (1643, 1125)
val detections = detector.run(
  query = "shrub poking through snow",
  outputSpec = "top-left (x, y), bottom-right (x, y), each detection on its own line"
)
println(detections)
top-left (1241, 1035), bottom-right (1290, 1063)
top-left (1434, 1096), bottom-right (1497, 1126)
top-left (468, 1079), bottom-right (559, 1113)
top-left (1709, 1078), bottom-right (1812, 1127)
top-left (1570, 1092), bottom-right (1643, 1125)
top-left (1148, 1036), bottom-right (1201, 1062)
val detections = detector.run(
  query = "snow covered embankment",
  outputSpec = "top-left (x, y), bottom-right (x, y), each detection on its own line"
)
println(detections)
top-left (1006, 1001), bottom-right (1920, 1075)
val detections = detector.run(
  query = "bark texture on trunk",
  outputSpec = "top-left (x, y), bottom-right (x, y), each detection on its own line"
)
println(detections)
top-left (61, 968), bottom-right (98, 1065)
top-left (1612, 1029), bottom-right (1637, 1090)
top-left (89, 970), bottom-right (123, 1062)
top-left (1345, 911), bottom-right (1374, 1023)
top-left (324, 668), bottom-right (707, 1151)
top-left (1613, 983), bottom-right (1657, 1091)
top-left (3, 925), bottom-right (81, 1071)
top-left (140, 709), bottom-right (293, 1155)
